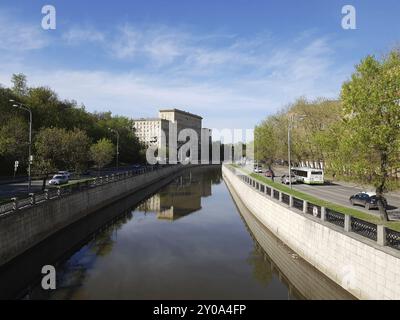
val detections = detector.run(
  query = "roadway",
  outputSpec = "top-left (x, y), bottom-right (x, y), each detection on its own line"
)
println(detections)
top-left (0, 165), bottom-right (145, 200)
top-left (258, 166), bottom-right (400, 220)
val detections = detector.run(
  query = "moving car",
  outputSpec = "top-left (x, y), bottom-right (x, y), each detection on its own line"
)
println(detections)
top-left (281, 174), bottom-right (297, 185)
top-left (49, 174), bottom-right (69, 185)
top-left (253, 166), bottom-right (263, 173)
top-left (349, 192), bottom-right (388, 210)
top-left (58, 171), bottom-right (71, 179)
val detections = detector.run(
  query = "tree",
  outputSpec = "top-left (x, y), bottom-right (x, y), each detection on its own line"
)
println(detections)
top-left (33, 127), bottom-right (91, 189)
top-left (11, 73), bottom-right (28, 97)
top-left (340, 49), bottom-right (400, 221)
top-left (0, 117), bottom-right (28, 160)
top-left (63, 129), bottom-right (91, 173)
top-left (33, 128), bottom-right (67, 189)
top-left (90, 138), bottom-right (114, 173)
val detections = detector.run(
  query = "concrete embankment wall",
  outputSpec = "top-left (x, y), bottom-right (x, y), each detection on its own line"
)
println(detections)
top-left (226, 177), bottom-right (355, 300)
top-left (1, 165), bottom-right (222, 299)
top-left (223, 165), bottom-right (400, 300)
top-left (0, 165), bottom-right (200, 267)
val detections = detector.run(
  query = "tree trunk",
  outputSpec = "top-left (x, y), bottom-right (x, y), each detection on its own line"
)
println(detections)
top-left (41, 174), bottom-right (48, 191)
top-left (377, 152), bottom-right (390, 222)
top-left (376, 186), bottom-right (389, 222)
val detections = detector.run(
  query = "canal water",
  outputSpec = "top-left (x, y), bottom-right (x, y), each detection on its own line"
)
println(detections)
top-left (1, 166), bottom-right (353, 299)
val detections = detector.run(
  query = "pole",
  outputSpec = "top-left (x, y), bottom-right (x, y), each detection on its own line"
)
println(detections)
top-left (288, 115), bottom-right (292, 189)
top-left (116, 131), bottom-right (119, 171)
top-left (28, 108), bottom-right (32, 193)
top-left (10, 101), bottom-right (32, 194)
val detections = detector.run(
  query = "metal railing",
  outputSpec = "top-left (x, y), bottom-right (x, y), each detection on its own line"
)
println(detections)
top-left (292, 197), bottom-right (304, 211)
top-left (281, 193), bottom-right (290, 205)
top-left (0, 165), bottom-right (172, 216)
top-left (226, 165), bottom-right (400, 251)
top-left (351, 217), bottom-right (378, 241)
top-left (386, 229), bottom-right (400, 250)
top-left (325, 209), bottom-right (345, 228)
top-left (306, 202), bottom-right (321, 218)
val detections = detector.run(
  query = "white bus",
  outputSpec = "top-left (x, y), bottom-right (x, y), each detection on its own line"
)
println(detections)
top-left (291, 167), bottom-right (324, 185)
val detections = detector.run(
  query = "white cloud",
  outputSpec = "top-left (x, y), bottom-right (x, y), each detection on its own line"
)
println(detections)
top-left (0, 14), bottom-right (48, 51)
top-left (62, 26), bottom-right (105, 44)
top-left (0, 21), bottom-right (352, 132)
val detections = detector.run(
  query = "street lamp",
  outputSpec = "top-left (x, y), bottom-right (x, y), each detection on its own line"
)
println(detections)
top-left (108, 128), bottom-right (120, 170)
top-left (10, 99), bottom-right (33, 193)
top-left (287, 113), bottom-right (306, 189)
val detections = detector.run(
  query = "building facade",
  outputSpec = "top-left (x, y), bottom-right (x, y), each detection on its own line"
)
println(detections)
top-left (133, 109), bottom-right (210, 161)
top-left (132, 118), bottom-right (170, 149)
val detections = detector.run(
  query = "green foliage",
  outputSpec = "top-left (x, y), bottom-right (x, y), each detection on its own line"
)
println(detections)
top-left (340, 51), bottom-right (400, 191)
top-left (33, 127), bottom-right (91, 175)
top-left (11, 73), bottom-right (28, 97)
top-left (254, 97), bottom-right (342, 165)
top-left (90, 138), bottom-right (114, 170)
top-left (0, 74), bottom-right (145, 175)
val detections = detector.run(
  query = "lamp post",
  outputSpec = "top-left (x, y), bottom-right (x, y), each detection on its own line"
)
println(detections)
top-left (108, 128), bottom-right (120, 171)
top-left (10, 99), bottom-right (33, 193)
top-left (287, 113), bottom-right (306, 189)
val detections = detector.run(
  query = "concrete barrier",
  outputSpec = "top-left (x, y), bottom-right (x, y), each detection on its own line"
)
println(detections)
top-left (223, 164), bottom-right (400, 300)
top-left (0, 165), bottom-right (197, 267)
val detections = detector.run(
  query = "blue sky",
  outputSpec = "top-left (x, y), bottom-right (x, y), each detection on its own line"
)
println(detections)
top-left (0, 0), bottom-right (399, 132)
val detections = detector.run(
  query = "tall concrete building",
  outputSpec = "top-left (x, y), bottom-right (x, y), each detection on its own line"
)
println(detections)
top-left (158, 109), bottom-right (202, 140)
top-left (133, 109), bottom-right (209, 155)
top-left (132, 118), bottom-right (170, 148)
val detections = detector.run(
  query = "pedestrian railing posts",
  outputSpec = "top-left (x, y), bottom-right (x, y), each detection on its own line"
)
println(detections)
top-left (11, 198), bottom-right (18, 211)
top-left (229, 165), bottom-right (400, 252)
top-left (29, 193), bottom-right (36, 205)
top-left (344, 214), bottom-right (352, 232)
top-left (0, 164), bottom-right (173, 217)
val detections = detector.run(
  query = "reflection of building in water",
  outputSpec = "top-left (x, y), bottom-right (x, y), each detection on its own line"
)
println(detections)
top-left (137, 170), bottom-right (212, 221)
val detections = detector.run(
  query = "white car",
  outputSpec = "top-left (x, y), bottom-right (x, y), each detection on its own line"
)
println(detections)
top-left (49, 174), bottom-right (69, 185)
top-left (58, 171), bottom-right (71, 179)
top-left (253, 167), bottom-right (263, 173)
top-left (281, 174), bottom-right (297, 185)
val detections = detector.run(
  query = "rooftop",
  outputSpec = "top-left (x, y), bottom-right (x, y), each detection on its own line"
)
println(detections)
top-left (132, 117), bottom-right (166, 122)
top-left (159, 108), bottom-right (203, 120)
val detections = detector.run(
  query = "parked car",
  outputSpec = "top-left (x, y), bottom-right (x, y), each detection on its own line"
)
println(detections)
top-left (281, 174), bottom-right (297, 185)
top-left (349, 192), bottom-right (388, 210)
top-left (58, 171), bottom-right (72, 179)
top-left (49, 174), bottom-right (69, 185)
top-left (264, 169), bottom-right (275, 178)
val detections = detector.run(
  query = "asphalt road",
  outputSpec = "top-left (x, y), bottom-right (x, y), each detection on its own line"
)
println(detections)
top-left (259, 166), bottom-right (400, 220)
top-left (0, 165), bottom-right (148, 200)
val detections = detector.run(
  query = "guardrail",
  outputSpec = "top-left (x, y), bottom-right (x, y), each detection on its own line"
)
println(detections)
top-left (226, 165), bottom-right (400, 252)
top-left (0, 165), bottom-right (173, 217)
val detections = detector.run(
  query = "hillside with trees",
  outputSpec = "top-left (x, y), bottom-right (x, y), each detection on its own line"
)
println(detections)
top-left (254, 49), bottom-right (400, 220)
top-left (0, 74), bottom-right (145, 177)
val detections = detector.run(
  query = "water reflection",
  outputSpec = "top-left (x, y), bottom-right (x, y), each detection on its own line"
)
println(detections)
top-left (1, 166), bottom-right (353, 300)
top-left (228, 180), bottom-right (355, 300)
top-left (137, 171), bottom-right (213, 220)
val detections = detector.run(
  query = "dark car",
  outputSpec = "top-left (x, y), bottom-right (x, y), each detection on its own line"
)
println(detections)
top-left (349, 192), bottom-right (388, 210)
